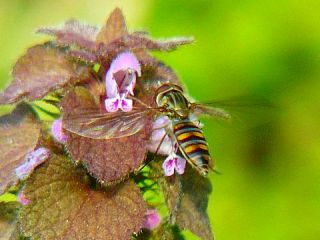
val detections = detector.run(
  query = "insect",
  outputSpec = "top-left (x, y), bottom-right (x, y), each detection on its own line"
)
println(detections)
top-left (63, 83), bottom-right (231, 176)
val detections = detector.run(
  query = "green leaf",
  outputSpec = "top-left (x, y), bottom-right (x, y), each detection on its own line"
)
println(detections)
top-left (0, 104), bottom-right (41, 194)
top-left (0, 201), bottom-right (20, 240)
top-left (19, 154), bottom-right (147, 240)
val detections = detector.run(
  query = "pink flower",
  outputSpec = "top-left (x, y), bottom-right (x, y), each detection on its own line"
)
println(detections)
top-left (18, 191), bottom-right (29, 206)
top-left (147, 116), bottom-right (173, 155)
top-left (105, 51), bottom-right (141, 112)
top-left (162, 154), bottom-right (186, 176)
top-left (15, 147), bottom-right (51, 180)
top-left (143, 209), bottom-right (161, 230)
top-left (148, 116), bottom-right (187, 176)
top-left (51, 118), bottom-right (68, 143)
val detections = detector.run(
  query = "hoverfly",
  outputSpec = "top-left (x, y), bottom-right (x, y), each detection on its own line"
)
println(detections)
top-left (63, 83), bottom-right (231, 176)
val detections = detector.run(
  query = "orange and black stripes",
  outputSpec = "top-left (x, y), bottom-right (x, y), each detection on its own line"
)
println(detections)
top-left (173, 119), bottom-right (211, 176)
top-left (155, 83), bottom-right (213, 176)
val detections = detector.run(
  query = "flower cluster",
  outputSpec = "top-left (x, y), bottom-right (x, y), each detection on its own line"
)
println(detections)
top-left (0, 8), bottom-right (213, 240)
top-left (147, 116), bottom-right (187, 176)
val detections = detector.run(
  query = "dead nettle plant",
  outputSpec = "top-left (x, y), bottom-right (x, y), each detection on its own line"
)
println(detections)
top-left (0, 8), bottom-right (213, 240)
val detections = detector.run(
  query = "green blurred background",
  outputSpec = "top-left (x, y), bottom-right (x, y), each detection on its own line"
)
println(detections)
top-left (1, 0), bottom-right (320, 239)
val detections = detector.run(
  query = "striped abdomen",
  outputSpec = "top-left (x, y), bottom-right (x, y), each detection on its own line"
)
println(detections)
top-left (173, 119), bottom-right (212, 176)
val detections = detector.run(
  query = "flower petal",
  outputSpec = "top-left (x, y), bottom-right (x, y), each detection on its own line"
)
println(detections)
top-left (162, 156), bottom-right (176, 176)
top-left (15, 147), bottom-right (51, 180)
top-left (104, 97), bottom-right (120, 112)
top-left (51, 118), bottom-right (68, 144)
top-left (0, 104), bottom-right (41, 194)
top-left (143, 209), bottom-right (161, 230)
top-left (105, 71), bottom-right (119, 99)
top-left (105, 51), bottom-right (140, 111)
top-left (18, 191), bottom-right (29, 206)
top-left (147, 116), bottom-right (172, 155)
top-left (118, 71), bottom-right (136, 96)
top-left (152, 116), bottom-right (171, 129)
top-left (147, 128), bottom-right (172, 156)
top-left (175, 156), bottom-right (187, 175)
top-left (111, 51), bottom-right (141, 76)
top-left (120, 98), bottom-right (133, 112)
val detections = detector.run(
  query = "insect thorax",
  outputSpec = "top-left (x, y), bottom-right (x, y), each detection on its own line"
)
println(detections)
top-left (155, 84), bottom-right (190, 119)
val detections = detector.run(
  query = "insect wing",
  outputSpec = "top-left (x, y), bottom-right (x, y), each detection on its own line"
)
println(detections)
top-left (190, 96), bottom-right (277, 129)
top-left (63, 108), bottom-right (152, 139)
top-left (190, 103), bottom-right (231, 121)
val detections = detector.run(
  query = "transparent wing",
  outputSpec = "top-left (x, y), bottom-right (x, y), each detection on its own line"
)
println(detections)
top-left (190, 103), bottom-right (231, 121)
top-left (190, 96), bottom-right (278, 128)
top-left (63, 107), bottom-right (155, 139)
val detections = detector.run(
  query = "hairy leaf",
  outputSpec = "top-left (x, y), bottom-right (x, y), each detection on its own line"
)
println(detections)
top-left (61, 87), bottom-right (152, 184)
top-left (96, 8), bottom-right (192, 56)
top-left (176, 166), bottom-right (213, 240)
top-left (38, 19), bottom-right (99, 50)
top-left (137, 52), bottom-right (181, 88)
top-left (0, 202), bottom-right (20, 240)
top-left (97, 34), bottom-right (193, 61)
top-left (0, 104), bottom-right (41, 194)
top-left (153, 161), bottom-right (213, 240)
top-left (107, 34), bottom-right (194, 52)
top-left (0, 44), bottom-right (89, 104)
top-left (19, 154), bottom-right (147, 240)
top-left (96, 8), bottom-right (128, 46)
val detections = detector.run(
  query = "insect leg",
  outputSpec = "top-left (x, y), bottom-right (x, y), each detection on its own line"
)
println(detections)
top-left (138, 131), bottom-right (169, 172)
top-left (129, 96), bottom-right (152, 108)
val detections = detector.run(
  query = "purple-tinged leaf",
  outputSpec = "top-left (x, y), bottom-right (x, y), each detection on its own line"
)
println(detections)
top-left (96, 8), bottom-right (128, 46)
top-left (152, 160), bottom-right (213, 240)
top-left (0, 44), bottom-right (89, 104)
top-left (175, 166), bottom-right (213, 240)
top-left (61, 87), bottom-right (152, 185)
top-left (37, 19), bottom-right (99, 50)
top-left (109, 34), bottom-right (194, 52)
top-left (68, 49), bottom-right (98, 63)
top-left (136, 51), bottom-right (182, 88)
top-left (18, 154), bottom-right (147, 240)
top-left (0, 104), bottom-right (41, 194)
top-left (173, 166), bottom-right (214, 240)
